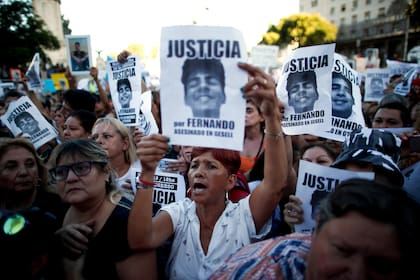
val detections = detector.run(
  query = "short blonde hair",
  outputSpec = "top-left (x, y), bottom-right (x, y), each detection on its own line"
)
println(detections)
top-left (93, 117), bottom-right (137, 164)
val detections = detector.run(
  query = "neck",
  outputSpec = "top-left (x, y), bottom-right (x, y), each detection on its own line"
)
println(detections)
top-left (111, 156), bottom-right (130, 177)
top-left (195, 198), bottom-right (226, 228)
top-left (245, 125), bottom-right (263, 140)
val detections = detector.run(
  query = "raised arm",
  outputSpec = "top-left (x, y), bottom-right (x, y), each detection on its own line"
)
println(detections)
top-left (237, 62), bottom-right (288, 232)
top-left (128, 134), bottom-right (174, 250)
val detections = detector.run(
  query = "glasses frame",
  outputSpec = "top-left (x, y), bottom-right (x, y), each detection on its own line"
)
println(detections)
top-left (50, 160), bottom-right (106, 181)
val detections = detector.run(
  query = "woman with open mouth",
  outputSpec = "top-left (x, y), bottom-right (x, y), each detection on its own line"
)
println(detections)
top-left (128, 62), bottom-right (289, 279)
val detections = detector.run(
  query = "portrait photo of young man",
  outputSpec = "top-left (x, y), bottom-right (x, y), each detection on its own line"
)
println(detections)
top-left (14, 111), bottom-right (41, 135)
top-left (181, 58), bottom-right (226, 118)
top-left (286, 71), bottom-right (319, 113)
top-left (117, 78), bottom-right (132, 109)
top-left (331, 72), bottom-right (354, 119)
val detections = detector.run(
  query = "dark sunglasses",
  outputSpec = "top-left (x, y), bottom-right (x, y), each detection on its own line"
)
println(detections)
top-left (50, 160), bottom-right (106, 181)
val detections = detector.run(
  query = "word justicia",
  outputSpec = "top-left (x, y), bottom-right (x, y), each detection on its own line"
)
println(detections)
top-left (166, 40), bottom-right (242, 58)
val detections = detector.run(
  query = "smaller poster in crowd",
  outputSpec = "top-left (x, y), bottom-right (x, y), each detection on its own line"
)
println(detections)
top-left (313, 53), bottom-right (365, 142)
top-left (65, 35), bottom-right (92, 75)
top-left (106, 55), bottom-right (143, 126)
top-left (25, 53), bottom-right (42, 91)
top-left (364, 68), bottom-right (390, 102)
top-left (9, 68), bottom-right (22, 82)
top-left (365, 48), bottom-right (380, 69)
top-left (277, 43), bottom-right (335, 135)
top-left (250, 45), bottom-right (279, 69)
top-left (138, 90), bottom-right (159, 135)
top-left (294, 160), bottom-right (374, 234)
top-left (131, 168), bottom-right (186, 214)
top-left (160, 25), bottom-right (248, 151)
top-left (51, 73), bottom-right (69, 90)
top-left (394, 65), bottom-right (420, 96)
top-left (0, 96), bottom-right (58, 149)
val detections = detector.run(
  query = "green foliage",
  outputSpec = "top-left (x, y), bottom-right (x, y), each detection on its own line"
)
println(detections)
top-left (0, 0), bottom-right (60, 68)
top-left (260, 13), bottom-right (337, 48)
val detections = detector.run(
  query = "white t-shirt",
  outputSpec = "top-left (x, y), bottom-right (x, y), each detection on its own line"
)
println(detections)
top-left (115, 160), bottom-right (141, 201)
top-left (160, 195), bottom-right (271, 279)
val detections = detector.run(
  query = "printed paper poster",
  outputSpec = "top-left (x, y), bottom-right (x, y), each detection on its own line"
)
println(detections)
top-left (25, 53), bottom-right (42, 91)
top-left (313, 53), bottom-right (365, 141)
top-left (294, 160), bottom-right (374, 234)
top-left (138, 90), bottom-right (159, 135)
top-left (65, 35), bottom-right (92, 75)
top-left (106, 55), bottom-right (143, 126)
top-left (277, 43), bottom-right (335, 135)
top-left (160, 25), bottom-right (248, 151)
top-left (364, 68), bottom-right (390, 102)
top-left (51, 73), bottom-right (69, 90)
top-left (0, 96), bottom-right (58, 149)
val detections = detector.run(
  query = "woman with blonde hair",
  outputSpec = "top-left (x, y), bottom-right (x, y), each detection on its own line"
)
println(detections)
top-left (91, 117), bottom-right (139, 199)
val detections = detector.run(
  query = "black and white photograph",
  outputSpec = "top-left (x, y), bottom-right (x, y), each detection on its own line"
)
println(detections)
top-left (160, 25), bottom-right (248, 151)
top-left (106, 55), bottom-right (143, 126)
top-left (277, 43), bottom-right (335, 135)
top-left (0, 96), bottom-right (58, 149)
top-left (294, 160), bottom-right (374, 233)
top-left (313, 53), bottom-right (365, 142)
top-left (364, 68), bottom-right (390, 102)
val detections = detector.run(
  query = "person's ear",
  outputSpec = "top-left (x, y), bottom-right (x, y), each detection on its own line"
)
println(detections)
top-left (224, 173), bottom-right (237, 192)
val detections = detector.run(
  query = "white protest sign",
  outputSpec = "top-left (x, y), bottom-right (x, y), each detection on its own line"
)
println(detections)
top-left (364, 68), bottom-right (390, 102)
top-left (294, 160), bottom-right (374, 234)
top-left (277, 43), bottom-right (335, 135)
top-left (106, 55), bottom-right (143, 126)
top-left (250, 45), bottom-right (279, 68)
top-left (25, 53), bottom-right (42, 91)
top-left (0, 96), bottom-right (57, 149)
top-left (394, 65), bottom-right (420, 96)
top-left (138, 90), bottom-right (159, 135)
top-left (131, 169), bottom-right (186, 213)
top-left (313, 53), bottom-right (365, 142)
top-left (160, 25), bottom-right (247, 151)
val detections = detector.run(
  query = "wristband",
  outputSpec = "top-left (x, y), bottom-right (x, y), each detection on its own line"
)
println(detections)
top-left (264, 129), bottom-right (283, 140)
top-left (136, 178), bottom-right (155, 190)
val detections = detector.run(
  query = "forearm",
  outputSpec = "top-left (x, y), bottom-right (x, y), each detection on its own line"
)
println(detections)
top-left (263, 114), bottom-right (288, 196)
top-left (128, 176), bottom-right (155, 249)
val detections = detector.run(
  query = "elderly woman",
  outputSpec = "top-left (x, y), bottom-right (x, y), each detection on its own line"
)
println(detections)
top-left (0, 137), bottom-right (64, 214)
top-left (0, 137), bottom-right (65, 279)
top-left (49, 139), bottom-right (156, 279)
top-left (128, 62), bottom-right (288, 279)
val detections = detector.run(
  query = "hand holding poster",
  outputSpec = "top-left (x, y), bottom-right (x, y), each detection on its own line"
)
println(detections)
top-left (277, 43), bottom-right (335, 135)
top-left (106, 55), bottom-right (143, 126)
top-left (313, 53), bottom-right (365, 141)
top-left (160, 25), bottom-right (248, 151)
top-left (294, 160), bottom-right (374, 234)
top-left (25, 53), bottom-right (42, 91)
top-left (0, 96), bottom-right (58, 149)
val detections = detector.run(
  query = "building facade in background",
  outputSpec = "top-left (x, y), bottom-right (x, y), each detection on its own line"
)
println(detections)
top-left (300, 0), bottom-right (420, 64)
top-left (32, 0), bottom-right (67, 66)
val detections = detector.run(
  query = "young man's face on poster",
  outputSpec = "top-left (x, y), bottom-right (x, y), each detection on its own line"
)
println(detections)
top-left (288, 81), bottom-right (318, 113)
top-left (184, 71), bottom-right (225, 118)
top-left (118, 80), bottom-right (132, 108)
top-left (15, 113), bottom-right (40, 135)
top-left (332, 74), bottom-right (354, 118)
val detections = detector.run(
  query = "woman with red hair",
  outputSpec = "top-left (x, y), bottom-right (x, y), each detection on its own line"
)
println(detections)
top-left (128, 62), bottom-right (288, 279)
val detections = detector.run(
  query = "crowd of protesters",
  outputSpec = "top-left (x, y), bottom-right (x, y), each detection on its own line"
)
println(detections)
top-left (1, 43), bottom-right (420, 280)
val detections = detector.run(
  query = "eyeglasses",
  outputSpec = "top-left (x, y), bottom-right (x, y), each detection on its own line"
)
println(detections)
top-left (50, 160), bottom-right (106, 181)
